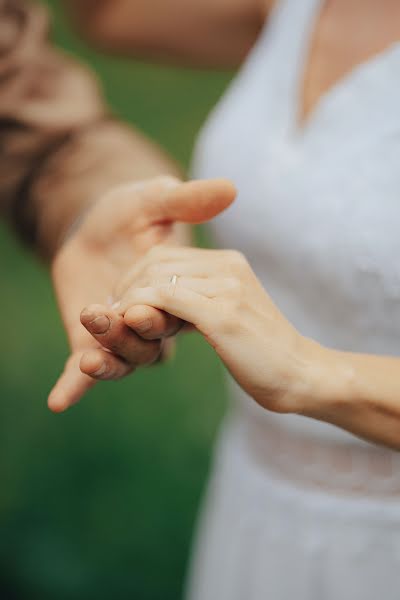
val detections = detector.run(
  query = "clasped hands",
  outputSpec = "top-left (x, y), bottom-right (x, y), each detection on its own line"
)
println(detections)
top-left (49, 176), bottom-right (322, 416)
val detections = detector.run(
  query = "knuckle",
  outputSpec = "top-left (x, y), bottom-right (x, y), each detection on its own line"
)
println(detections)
top-left (216, 300), bottom-right (241, 335)
top-left (231, 253), bottom-right (249, 276)
top-left (232, 250), bottom-right (247, 267)
top-left (224, 277), bottom-right (242, 294)
top-left (224, 249), bottom-right (247, 268)
top-left (222, 249), bottom-right (238, 261)
top-left (225, 249), bottom-right (241, 261)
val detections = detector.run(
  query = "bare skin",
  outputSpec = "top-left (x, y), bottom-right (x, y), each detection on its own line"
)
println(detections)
top-left (299, 0), bottom-right (400, 124)
top-left (115, 247), bottom-right (400, 451)
top-left (53, 0), bottom-right (400, 432)
top-left (69, 0), bottom-right (269, 67)
top-left (70, 0), bottom-right (400, 106)
top-left (64, 0), bottom-right (400, 447)
top-left (49, 177), bottom-right (236, 412)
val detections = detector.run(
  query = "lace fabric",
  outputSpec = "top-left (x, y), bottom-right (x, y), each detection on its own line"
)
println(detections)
top-left (242, 409), bottom-right (400, 497)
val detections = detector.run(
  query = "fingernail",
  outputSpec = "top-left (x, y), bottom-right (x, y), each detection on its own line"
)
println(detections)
top-left (93, 363), bottom-right (107, 377)
top-left (135, 319), bottom-right (152, 333)
top-left (89, 315), bottom-right (110, 334)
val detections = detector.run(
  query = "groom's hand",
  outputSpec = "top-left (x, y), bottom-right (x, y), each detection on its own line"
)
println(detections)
top-left (48, 177), bottom-right (236, 412)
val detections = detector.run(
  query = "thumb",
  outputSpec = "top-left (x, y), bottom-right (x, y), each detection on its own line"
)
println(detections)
top-left (48, 352), bottom-right (96, 413)
top-left (147, 178), bottom-right (237, 224)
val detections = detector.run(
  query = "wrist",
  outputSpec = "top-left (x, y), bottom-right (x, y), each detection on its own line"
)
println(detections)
top-left (29, 120), bottom-right (183, 262)
top-left (50, 197), bottom-right (100, 262)
top-left (255, 335), bottom-right (329, 415)
top-left (43, 200), bottom-right (96, 264)
top-left (292, 338), bottom-right (355, 421)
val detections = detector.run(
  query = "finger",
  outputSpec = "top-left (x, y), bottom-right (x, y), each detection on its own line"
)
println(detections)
top-left (144, 178), bottom-right (237, 224)
top-left (77, 177), bottom-right (180, 243)
top-left (120, 278), bottom-right (236, 314)
top-left (80, 304), bottom-right (161, 366)
top-left (159, 337), bottom-right (176, 362)
top-left (175, 277), bottom-right (238, 297)
top-left (114, 255), bottom-right (227, 299)
top-left (118, 285), bottom-right (215, 332)
top-left (80, 177), bottom-right (236, 248)
top-left (48, 352), bottom-right (97, 413)
top-left (123, 304), bottom-right (183, 340)
top-left (84, 178), bottom-right (236, 244)
top-left (79, 348), bottom-right (133, 380)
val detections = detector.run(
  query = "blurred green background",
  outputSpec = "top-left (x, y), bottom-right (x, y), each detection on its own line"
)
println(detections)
top-left (0, 2), bottom-right (232, 598)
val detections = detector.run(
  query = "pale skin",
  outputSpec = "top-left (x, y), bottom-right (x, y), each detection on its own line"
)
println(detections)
top-left (49, 0), bottom-right (271, 410)
top-left (112, 246), bottom-right (400, 451)
top-left (49, 177), bottom-right (236, 412)
top-left (51, 0), bottom-right (400, 449)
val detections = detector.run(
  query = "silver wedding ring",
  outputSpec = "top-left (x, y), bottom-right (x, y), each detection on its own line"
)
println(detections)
top-left (169, 274), bottom-right (178, 295)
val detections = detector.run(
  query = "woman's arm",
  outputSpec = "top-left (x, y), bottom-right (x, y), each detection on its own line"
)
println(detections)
top-left (68, 0), bottom-right (276, 67)
top-left (298, 346), bottom-right (400, 451)
top-left (114, 246), bottom-right (400, 451)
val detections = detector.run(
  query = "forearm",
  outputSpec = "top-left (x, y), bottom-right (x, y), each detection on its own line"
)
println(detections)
top-left (68, 0), bottom-right (266, 67)
top-left (298, 341), bottom-right (400, 450)
top-left (25, 119), bottom-right (181, 260)
top-left (0, 0), bottom-right (181, 260)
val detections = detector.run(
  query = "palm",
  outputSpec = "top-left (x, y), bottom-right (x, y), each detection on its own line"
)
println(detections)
top-left (50, 198), bottom-right (171, 407)
top-left (48, 177), bottom-right (236, 411)
top-left (54, 214), bottom-right (170, 342)
top-left (53, 240), bottom-right (117, 351)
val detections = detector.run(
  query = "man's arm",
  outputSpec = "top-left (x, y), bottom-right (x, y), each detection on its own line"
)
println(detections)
top-left (0, 0), bottom-right (180, 261)
top-left (68, 0), bottom-right (276, 68)
top-left (0, 1), bottom-right (236, 412)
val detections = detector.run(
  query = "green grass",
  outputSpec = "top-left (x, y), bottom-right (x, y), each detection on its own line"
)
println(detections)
top-left (0, 3), bottom-right (232, 598)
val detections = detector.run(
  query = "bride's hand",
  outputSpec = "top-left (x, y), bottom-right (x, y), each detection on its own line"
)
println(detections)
top-left (114, 246), bottom-right (320, 414)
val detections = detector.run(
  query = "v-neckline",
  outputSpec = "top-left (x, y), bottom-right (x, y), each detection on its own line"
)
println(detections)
top-left (290, 0), bottom-right (400, 137)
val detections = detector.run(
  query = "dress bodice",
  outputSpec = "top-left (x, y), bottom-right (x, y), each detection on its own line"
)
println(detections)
top-left (191, 0), bottom-right (400, 448)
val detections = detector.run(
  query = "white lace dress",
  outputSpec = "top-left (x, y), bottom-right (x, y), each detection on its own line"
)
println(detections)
top-left (186, 0), bottom-right (400, 598)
